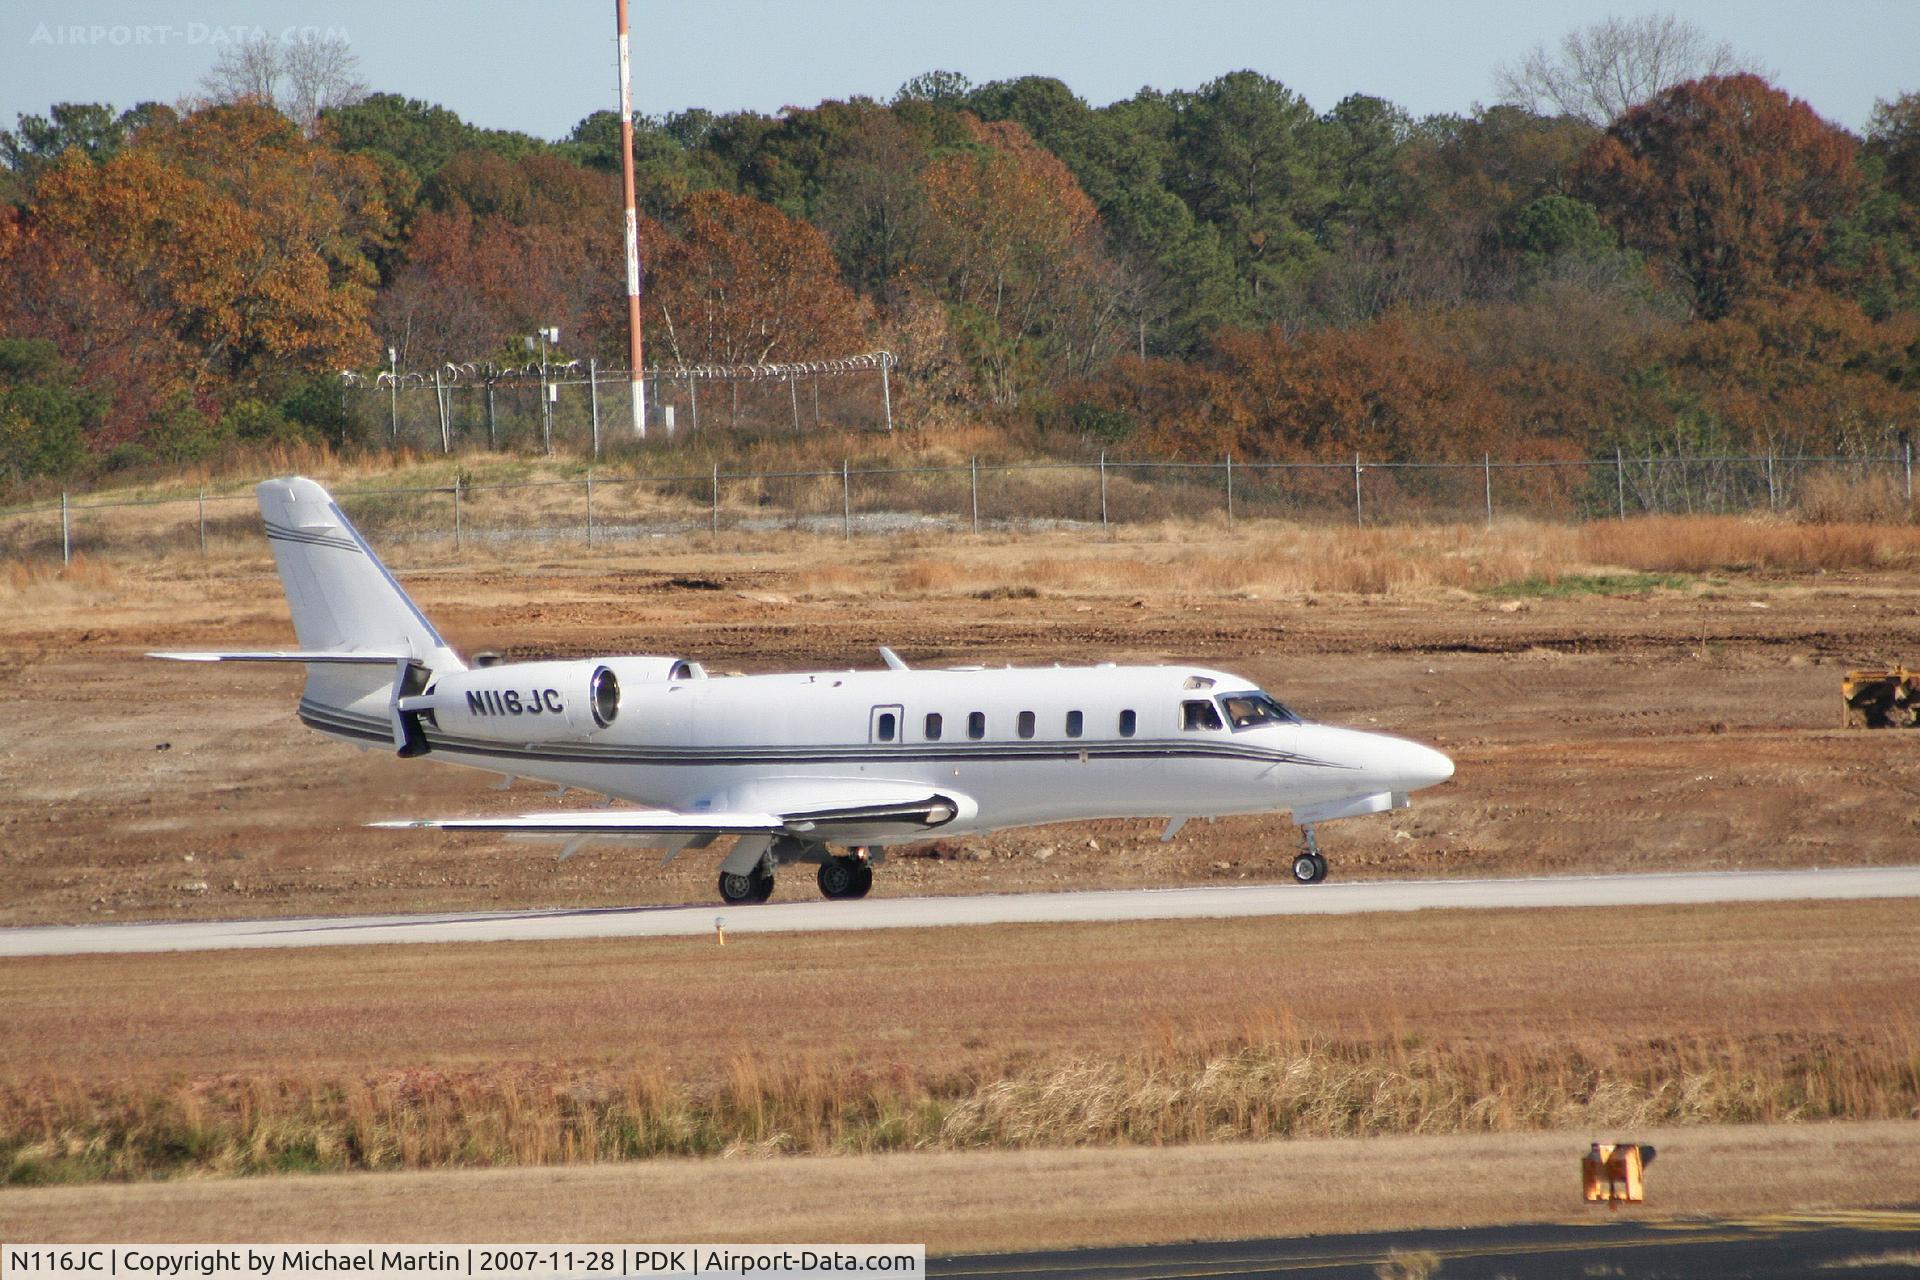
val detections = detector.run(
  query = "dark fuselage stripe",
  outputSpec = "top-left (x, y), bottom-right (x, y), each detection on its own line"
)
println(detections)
top-left (265, 525), bottom-right (360, 552)
top-left (298, 702), bottom-right (1347, 770)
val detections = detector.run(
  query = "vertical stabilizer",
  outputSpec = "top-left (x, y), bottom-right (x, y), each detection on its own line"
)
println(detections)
top-left (255, 477), bottom-right (455, 664)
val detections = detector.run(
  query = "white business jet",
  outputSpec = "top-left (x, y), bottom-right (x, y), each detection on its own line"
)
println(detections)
top-left (154, 477), bottom-right (1453, 904)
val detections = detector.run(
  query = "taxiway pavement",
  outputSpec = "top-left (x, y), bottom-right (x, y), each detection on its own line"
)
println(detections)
top-left (932, 1210), bottom-right (1920, 1279)
top-left (3, 865), bottom-right (1917, 958)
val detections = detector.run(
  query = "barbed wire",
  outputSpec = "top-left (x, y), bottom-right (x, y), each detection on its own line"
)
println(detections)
top-left (342, 351), bottom-right (895, 390)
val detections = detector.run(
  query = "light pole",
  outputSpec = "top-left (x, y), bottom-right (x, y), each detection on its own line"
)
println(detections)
top-left (616, 0), bottom-right (647, 438)
top-left (530, 326), bottom-right (560, 455)
top-left (388, 345), bottom-right (398, 444)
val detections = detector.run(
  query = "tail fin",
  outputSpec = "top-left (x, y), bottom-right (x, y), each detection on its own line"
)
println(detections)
top-left (152, 477), bottom-right (462, 754)
top-left (256, 476), bottom-right (459, 667)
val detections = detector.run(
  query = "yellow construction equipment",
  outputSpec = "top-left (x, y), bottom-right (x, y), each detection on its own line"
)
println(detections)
top-left (1582, 1142), bottom-right (1654, 1208)
top-left (1843, 667), bottom-right (1920, 728)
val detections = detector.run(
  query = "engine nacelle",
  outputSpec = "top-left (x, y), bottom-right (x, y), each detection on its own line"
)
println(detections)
top-left (417, 661), bottom-right (620, 743)
top-left (602, 656), bottom-right (706, 684)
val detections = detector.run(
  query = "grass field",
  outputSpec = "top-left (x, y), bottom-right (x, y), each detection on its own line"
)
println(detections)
top-left (5, 901), bottom-right (1916, 1183)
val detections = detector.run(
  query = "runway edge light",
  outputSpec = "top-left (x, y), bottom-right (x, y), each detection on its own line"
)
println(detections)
top-left (1583, 1142), bottom-right (1655, 1208)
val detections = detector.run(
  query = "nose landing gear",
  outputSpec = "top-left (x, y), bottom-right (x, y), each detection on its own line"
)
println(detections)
top-left (1291, 825), bottom-right (1329, 884)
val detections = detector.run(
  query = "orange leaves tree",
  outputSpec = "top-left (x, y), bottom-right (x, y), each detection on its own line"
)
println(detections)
top-left (1576, 75), bottom-right (1861, 320)
top-left (1207, 318), bottom-right (1509, 461)
top-left (0, 211), bottom-right (193, 448)
top-left (379, 150), bottom-right (618, 366)
top-left (642, 190), bottom-right (869, 367)
top-left (917, 115), bottom-right (1115, 408)
top-left (1662, 289), bottom-right (1920, 453)
top-left (1097, 315), bottom-right (1510, 463)
top-left (32, 103), bottom-right (390, 391)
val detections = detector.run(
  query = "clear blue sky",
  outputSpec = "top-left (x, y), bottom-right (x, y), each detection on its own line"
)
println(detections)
top-left (1, 1), bottom-right (1914, 139)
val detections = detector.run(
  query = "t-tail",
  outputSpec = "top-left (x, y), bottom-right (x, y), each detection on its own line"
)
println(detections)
top-left (150, 477), bottom-right (466, 754)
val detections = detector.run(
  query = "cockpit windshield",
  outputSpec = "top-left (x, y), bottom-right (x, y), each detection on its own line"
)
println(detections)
top-left (1218, 691), bottom-right (1300, 730)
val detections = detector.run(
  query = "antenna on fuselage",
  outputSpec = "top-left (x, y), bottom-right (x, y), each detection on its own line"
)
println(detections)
top-left (879, 646), bottom-right (910, 671)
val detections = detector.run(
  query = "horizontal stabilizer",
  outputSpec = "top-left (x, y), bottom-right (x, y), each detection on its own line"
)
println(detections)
top-left (149, 650), bottom-right (416, 665)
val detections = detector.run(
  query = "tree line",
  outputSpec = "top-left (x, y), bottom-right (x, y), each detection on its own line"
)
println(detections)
top-left (2, 25), bottom-right (1918, 485)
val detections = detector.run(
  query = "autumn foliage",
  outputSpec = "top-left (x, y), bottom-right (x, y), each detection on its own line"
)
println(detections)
top-left (1576, 75), bottom-right (1862, 319)
top-left (1, 66), bottom-right (1918, 486)
top-left (644, 190), bottom-right (870, 366)
top-left (33, 104), bottom-right (388, 386)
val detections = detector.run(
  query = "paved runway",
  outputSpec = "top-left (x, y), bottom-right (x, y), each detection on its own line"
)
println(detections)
top-left (3, 865), bottom-right (1917, 957)
top-left (932, 1210), bottom-right (1920, 1279)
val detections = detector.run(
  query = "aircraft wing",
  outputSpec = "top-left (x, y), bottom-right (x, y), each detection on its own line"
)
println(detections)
top-left (371, 780), bottom-right (975, 842)
top-left (371, 809), bottom-right (783, 836)
top-left (149, 650), bottom-right (416, 665)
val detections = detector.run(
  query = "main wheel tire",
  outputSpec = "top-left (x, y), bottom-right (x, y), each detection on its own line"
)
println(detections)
top-left (817, 857), bottom-right (860, 900)
top-left (1292, 852), bottom-right (1327, 885)
top-left (719, 866), bottom-right (775, 904)
top-left (848, 863), bottom-right (874, 899)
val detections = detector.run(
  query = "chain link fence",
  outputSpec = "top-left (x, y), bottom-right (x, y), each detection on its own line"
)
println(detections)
top-left (341, 354), bottom-right (897, 455)
top-left (6, 449), bottom-right (1915, 566)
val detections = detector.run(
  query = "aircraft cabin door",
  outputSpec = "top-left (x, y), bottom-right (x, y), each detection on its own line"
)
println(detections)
top-left (869, 704), bottom-right (904, 744)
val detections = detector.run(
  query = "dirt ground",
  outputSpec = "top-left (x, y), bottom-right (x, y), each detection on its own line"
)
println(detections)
top-left (4, 528), bottom-right (1920, 926)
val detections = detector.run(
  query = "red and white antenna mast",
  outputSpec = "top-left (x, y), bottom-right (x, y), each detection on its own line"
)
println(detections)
top-left (615, 0), bottom-right (648, 437)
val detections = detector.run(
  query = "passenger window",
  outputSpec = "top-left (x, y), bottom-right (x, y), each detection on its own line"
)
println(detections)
top-left (1181, 699), bottom-right (1224, 731)
top-left (1065, 710), bottom-right (1083, 738)
top-left (925, 712), bottom-right (943, 741)
top-left (1118, 709), bottom-right (1136, 738)
top-left (968, 711), bottom-right (986, 740)
top-left (1017, 710), bottom-right (1036, 739)
top-left (877, 712), bottom-right (897, 742)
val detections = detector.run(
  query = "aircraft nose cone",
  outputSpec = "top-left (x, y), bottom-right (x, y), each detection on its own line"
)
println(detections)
top-left (1402, 742), bottom-right (1454, 790)
top-left (1365, 735), bottom-right (1454, 792)
top-left (1298, 727), bottom-right (1454, 793)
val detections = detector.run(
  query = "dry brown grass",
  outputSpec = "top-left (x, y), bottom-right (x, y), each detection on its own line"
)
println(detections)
top-left (4, 1122), bottom-right (1916, 1249)
top-left (1579, 517), bottom-right (1920, 575)
top-left (12, 446), bottom-right (1920, 601)
top-left (5, 1028), bottom-right (1915, 1183)
top-left (4, 901), bottom-right (1917, 1183)
top-left (827, 518), bottom-right (1920, 600)
top-left (0, 554), bottom-right (124, 606)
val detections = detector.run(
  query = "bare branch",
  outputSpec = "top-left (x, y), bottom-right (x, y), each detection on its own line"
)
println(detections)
top-left (281, 35), bottom-right (366, 134)
top-left (1494, 13), bottom-right (1755, 126)
top-left (200, 35), bottom-right (282, 110)
top-left (199, 32), bottom-right (365, 134)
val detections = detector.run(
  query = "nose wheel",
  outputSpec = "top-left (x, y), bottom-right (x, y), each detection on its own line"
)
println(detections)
top-left (1292, 827), bottom-right (1329, 884)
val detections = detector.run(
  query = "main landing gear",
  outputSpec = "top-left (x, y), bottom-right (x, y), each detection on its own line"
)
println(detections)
top-left (717, 864), bottom-right (774, 905)
top-left (817, 852), bottom-right (874, 901)
top-left (717, 840), bottom-right (877, 904)
top-left (1291, 825), bottom-right (1329, 885)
